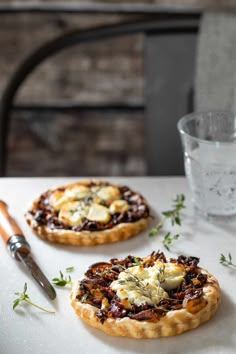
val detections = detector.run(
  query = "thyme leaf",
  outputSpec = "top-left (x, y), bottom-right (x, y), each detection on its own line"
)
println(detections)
top-left (13, 283), bottom-right (55, 314)
top-left (118, 273), bottom-right (152, 300)
top-left (157, 264), bottom-right (166, 283)
top-left (66, 266), bottom-right (74, 272)
top-left (164, 194), bottom-right (186, 226)
top-left (149, 222), bottom-right (163, 237)
top-left (162, 233), bottom-right (179, 251)
top-left (52, 267), bottom-right (74, 287)
top-left (81, 293), bottom-right (89, 303)
top-left (133, 257), bottom-right (142, 266)
top-left (220, 253), bottom-right (236, 268)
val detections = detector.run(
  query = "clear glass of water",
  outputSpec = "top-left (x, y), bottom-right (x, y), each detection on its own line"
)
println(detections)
top-left (177, 111), bottom-right (236, 220)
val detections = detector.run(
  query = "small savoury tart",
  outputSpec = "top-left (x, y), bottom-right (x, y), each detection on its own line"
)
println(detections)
top-left (70, 251), bottom-right (220, 338)
top-left (25, 180), bottom-right (150, 246)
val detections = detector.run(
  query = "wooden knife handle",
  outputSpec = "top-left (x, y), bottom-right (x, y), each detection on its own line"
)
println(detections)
top-left (0, 200), bottom-right (24, 243)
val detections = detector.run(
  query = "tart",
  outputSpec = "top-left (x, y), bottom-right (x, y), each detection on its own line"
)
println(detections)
top-left (25, 180), bottom-right (150, 246)
top-left (70, 251), bottom-right (220, 338)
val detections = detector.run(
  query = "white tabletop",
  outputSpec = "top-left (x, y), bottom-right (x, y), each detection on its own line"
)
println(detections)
top-left (0, 177), bottom-right (235, 354)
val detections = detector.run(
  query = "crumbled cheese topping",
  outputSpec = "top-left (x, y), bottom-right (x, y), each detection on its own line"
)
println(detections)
top-left (111, 262), bottom-right (185, 307)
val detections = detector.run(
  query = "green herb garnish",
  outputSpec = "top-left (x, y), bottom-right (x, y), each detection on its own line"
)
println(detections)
top-left (149, 194), bottom-right (185, 238)
top-left (149, 222), bottom-right (163, 237)
top-left (157, 264), bottom-right (166, 283)
top-left (220, 253), bottom-right (236, 268)
top-left (13, 283), bottom-right (55, 313)
top-left (132, 257), bottom-right (142, 266)
top-left (65, 266), bottom-right (74, 273)
top-left (117, 266), bottom-right (179, 304)
top-left (162, 233), bottom-right (179, 251)
top-left (149, 194), bottom-right (185, 250)
top-left (81, 293), bottom-right (89, 303)
top-left (52, 267), bottom-right (74, 287)
top-left (162, 194), bottom-right (185, 226)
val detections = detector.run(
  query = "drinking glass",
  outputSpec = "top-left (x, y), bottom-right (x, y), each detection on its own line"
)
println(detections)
top-left (178, 111), bottom-right (236, 220)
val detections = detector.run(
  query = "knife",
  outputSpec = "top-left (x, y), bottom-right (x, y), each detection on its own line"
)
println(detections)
top-left (0, 200), bottom-right (56, 300)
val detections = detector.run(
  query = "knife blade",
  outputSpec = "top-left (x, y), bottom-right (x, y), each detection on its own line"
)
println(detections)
top-left (0, 200), bottom-right (56, 300)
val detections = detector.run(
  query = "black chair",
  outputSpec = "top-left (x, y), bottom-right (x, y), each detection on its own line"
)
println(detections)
top-left (0, 15), bottom-right (199, 177)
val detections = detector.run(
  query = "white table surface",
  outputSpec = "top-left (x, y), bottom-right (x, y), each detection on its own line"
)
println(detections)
top-left (0, 177), bottom-right (235, 354)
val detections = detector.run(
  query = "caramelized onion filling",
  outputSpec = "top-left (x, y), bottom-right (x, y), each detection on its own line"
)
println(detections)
top-left (75, 252), bottom-right (208, 322)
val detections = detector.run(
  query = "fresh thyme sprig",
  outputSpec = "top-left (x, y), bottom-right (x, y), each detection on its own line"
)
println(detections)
top-left (52, 267), bottom-right (74, 287)
top-left (123, 264), bottom-right (166, 292)
top-left (162, 194), bottom-right (186, 226)
top-left (118, 276), bottom-right (147, 292)
top-left (157, 264), bottom-right (166, 283)
top-left (149, 223), bottom-right (163, 237)
top-left (65, 266), bottom-right (74, 272)
top-left (116, 264), bottom-right (166, 289)
top-left (117, 266), bottom-right (181, 304)
top-left (115, 263), bottom-right (153, 298)
top-left (149, 194), bottom-right (185, 250)
top-left (162, 233), bottom-right (179, 251)
top-left (149, 194), bottom-right (185, 237)
top-left (118, 272), bottom-right (153, 300)
top-left (13, 283), bottom-right (55, 314)
top-left (220, 253), bottom-right (236, 268)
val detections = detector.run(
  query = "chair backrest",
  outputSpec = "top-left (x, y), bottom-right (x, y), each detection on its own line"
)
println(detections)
top-left (0, 16), bottom-right (199, 176)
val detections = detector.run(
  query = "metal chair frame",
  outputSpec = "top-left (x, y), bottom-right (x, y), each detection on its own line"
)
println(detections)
top-left (0, 2), bottom-right (202, 15)
top-left (0, 15), bottom-right (200, 176)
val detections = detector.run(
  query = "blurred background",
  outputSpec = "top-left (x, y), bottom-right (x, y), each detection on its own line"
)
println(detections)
top-left (0, 0), bottom-right (150, 177)
top-left (3, 0), bottom-right (230, 177)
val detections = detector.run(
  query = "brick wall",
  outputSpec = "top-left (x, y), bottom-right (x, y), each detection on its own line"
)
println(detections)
top-left (0, 4), bottom-right (145, 176)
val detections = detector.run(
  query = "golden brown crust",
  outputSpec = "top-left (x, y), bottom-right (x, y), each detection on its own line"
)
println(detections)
top-left (70, 269), bottom-right (220, 338)
top-left (25, 215), bottom-right (149, 246)
top-left (25, 180), bottom-right (150, 246)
